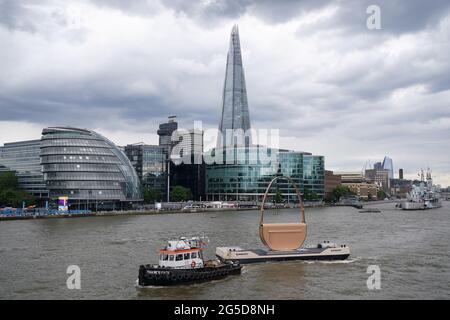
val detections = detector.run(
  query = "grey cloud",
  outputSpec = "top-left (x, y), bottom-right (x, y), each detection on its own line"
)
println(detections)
top-left (161, 0), bottom-right (329, 25)
top-left (0, 0), bottom-right (39, 32)
top-left (89, 0), bottom-right (161, 15)
top-left (157, 0), bottom-right (450, 34)
top-left (1, 1), bottom-right (450, 184)
top-left (294, 0), bottom-right (450, 36)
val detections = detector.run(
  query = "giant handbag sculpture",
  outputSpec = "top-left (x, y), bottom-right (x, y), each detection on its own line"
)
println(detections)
top-left (259, 176), bottom-right (307, 251)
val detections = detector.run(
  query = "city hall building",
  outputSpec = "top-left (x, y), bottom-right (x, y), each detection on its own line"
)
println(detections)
top-left (0, 127), bottom-right (142, 210)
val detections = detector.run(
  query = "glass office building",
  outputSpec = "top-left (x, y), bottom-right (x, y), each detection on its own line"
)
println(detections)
top-left (124, 144), bottom-right (166, 197)
top-left (382, 156), bottom-right (394, 179)
top-left (40, 127), bottom-right (142, 210)
top-left (302, 155), bottom-right (325, 198)
top-left (205, 146), bottom-right (324, 202)
top-left (0, 140), bottom-right (49, 199)
top-left (217, 24), bottom-right (252, 148)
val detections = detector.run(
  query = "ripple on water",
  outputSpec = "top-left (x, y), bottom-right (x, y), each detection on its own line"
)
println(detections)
top-left (1, 202), bottom-right (449, 299)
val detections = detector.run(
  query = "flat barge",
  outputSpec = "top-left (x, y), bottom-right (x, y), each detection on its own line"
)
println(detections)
top-left (216, 242), bottom-right (350, 264)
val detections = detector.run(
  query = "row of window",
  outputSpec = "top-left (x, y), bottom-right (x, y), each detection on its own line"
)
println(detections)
top-left (47, 180), bottom-right (122, 189)
top-left (41, 139), bottom-right (109, 148)
top-left (40, 147), bottom-right (114, 156)
top-left (42, 163), bottom-right (121, 173)
top-left (50, 189), bottom-right (126, 199)
top-left (41, 155), bottom-right (119, 164)
top-left (44, 172), bottom-right (125, 181)
top-left (159, 251), bottom-right (202, 261)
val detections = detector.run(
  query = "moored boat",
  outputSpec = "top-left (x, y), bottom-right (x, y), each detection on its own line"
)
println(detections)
top-left (137, 236), bottom-right (242, 287)
top-left (358, 208), bottom-right (381, 213)
top-left (400, 169), bottom-right (442, 210)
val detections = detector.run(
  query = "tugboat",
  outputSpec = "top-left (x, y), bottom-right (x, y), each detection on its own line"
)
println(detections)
top-left (137, 236), bottom-right (242, 287)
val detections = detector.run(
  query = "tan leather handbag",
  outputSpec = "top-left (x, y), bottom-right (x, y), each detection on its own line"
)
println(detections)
top-left (259, 176), bottom-right (307, 251)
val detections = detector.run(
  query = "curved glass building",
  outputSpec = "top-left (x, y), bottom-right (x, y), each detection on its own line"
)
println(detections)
top-left (40, 127), bottom-right (142, 210)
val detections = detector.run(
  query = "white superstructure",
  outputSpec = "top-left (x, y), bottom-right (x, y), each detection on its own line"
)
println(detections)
top-left (401, 169), bottom-right (442, 210)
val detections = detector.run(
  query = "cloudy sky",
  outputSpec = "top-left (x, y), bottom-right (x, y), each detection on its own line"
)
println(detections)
top-left (1, 0), bottom-right (450, 185)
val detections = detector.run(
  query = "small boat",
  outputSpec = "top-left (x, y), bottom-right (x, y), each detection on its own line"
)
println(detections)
top-left (359, 208), bottom-right (381, 213)
top-left (137, 236), bottom-right (242, 287)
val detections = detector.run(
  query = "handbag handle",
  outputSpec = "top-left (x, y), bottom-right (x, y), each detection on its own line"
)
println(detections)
top-left (260, 176), bottom-right (305, 225)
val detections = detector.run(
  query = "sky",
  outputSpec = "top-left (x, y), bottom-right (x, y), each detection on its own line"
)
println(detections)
top-left (0, 0), bottom-right (450, 186)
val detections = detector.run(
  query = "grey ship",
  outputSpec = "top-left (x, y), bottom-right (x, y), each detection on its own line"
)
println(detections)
top-left (400, 169), bottom-right (442, 210)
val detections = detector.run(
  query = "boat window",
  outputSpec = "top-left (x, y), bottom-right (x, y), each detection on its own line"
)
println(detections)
top-left (198, 251), bottom-right (203, 260)
top-left (163, 254), bottom-right (168, 261)
top-left (184, 253), bottom-right (190, 260)
top-left (191, 252), bottom-right (197, 259)
top-left (176, 254), bottom-right (183, 261)
top-left (159, 254), bottom-right (163, 260)
top-left (169, 255), bottom-right (174, 261)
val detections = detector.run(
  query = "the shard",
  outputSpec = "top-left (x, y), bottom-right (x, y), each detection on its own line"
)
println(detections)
top-left (217, 25), bottom-right (252, 148)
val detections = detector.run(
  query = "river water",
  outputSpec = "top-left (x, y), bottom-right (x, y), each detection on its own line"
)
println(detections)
top-left (1, 201), bottom-right (449, 299)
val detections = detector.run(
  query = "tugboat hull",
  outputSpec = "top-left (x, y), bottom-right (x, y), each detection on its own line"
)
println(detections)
top-left (138, 262), bottom-right (242, 287)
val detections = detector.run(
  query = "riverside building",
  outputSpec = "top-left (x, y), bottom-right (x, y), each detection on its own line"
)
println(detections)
top-left (1, 127), bottom-right (142, 210)
top-left (40, 127), bottom-right (142, 210)
top-left (205, 25), bottom-right (325, 202)
top-left (0, 140), bottom-right (49, 201)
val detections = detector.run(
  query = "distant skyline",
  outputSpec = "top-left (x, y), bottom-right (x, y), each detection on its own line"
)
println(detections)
top-left (1, 1), bottom-right (450, 186)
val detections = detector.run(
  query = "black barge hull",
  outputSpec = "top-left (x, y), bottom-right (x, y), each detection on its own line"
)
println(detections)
top-left (138, 263), bottom-right (242, 287)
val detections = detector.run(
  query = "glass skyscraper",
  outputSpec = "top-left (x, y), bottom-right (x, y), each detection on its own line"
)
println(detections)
top-left (205, 25), bottom-right (325, 202)
top-left (382, 156), bottom-right (394, 179)
top-left (217, 25), bottom-right (252, 148)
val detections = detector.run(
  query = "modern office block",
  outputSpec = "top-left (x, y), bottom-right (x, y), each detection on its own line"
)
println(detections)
top-left (124, 143), bottom-right (166, 198)
top-left (0, 140), bottom-right (49, 199)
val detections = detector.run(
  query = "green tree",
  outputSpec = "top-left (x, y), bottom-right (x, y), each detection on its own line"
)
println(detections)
top-left (143, 187), bottom-right (162, 204)
top-left (273, 188), bottom-right (283, 203)
top-left (0, 171), bottom-right (19, 191)
top-left (0, 171), bottom-right (36, 207)
top-left (332, 185), bottom-right (356, 202)
top-left (170, 185), bottom-right (192, 202)
top-left (0, 189), bottom-right (35, 207)
top-left (303, 187), bottom-right (319, 201)
top-left (377, 190), bottom-right (387, 200)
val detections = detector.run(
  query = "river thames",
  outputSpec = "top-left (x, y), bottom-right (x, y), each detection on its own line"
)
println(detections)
top-left (0, 201), bottom-right (449, 299)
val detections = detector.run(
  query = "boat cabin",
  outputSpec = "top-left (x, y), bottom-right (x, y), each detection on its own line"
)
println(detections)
top-left (158, 237), bottom-right (205, 269)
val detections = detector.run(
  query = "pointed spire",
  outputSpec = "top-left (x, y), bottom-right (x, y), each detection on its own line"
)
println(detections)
top-left (217, 25), bottom-right (251, 148)
top-left (231, 24), bottom-right (239, 35)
